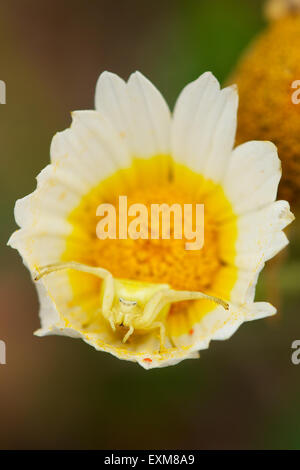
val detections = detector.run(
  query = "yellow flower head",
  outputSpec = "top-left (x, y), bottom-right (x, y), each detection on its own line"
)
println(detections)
top-left (229, 6), bottom-right (300, 206)
top-left (9, 71), bottom-right (294, 368)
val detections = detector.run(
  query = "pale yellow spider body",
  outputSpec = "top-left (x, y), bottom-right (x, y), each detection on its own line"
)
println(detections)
top-left (35, 262), bottom-right (228, 349)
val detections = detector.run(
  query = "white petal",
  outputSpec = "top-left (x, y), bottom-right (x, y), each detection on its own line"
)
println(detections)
top-left (221, 200), bottom-right (294, 271)
top-left (95, 71), bottom-right (133, 144)
top-left (95, 71), bottom-right (171, 158)
top-left (52, 110), bottom-right (131, 182)
top-left (223, 141), bottom-right (281, 214)
top-left (171, 72), bottom-right (238, 181)
top-left (35, 281), bottom-right (62, 332)
top-left (172, 72), bottom-right (219, 163)
top-left (176, 300), bottom-right (276, 350)
top-left (244, 301), bottom-right (276, 321)
top-left (231, 267), bottom-right (263, 304)
top-left (8, 228), bottom-right (69, 268)
top-left (209, 301), bottom-right (276, 341)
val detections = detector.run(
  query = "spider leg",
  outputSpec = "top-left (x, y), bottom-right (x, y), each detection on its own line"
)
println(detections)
top-left (34, 261), bottom-right (110, 281)
top-left (141, 288), bottom-right (228, 331)
top-left (122, 325), bottom-right (134, 344)
top-left (33, 261), bottom-right (115, 315)
top-left (108, 312), bottom-right (116, 332)
top-left (144, 288), bottom-right (229, 325)
top-left (151, 321), bottom-right (166, 351)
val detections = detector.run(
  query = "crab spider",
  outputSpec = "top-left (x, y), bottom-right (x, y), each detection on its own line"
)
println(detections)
top-left (34, 262), bottom-right (229, 349)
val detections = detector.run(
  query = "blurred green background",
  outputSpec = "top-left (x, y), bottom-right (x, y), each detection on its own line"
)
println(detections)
top-left (1, 0), bottom-right (300, 450)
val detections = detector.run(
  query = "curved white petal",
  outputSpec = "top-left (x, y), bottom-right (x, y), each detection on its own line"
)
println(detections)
top-left (171, 72), bottom-right (238, 181)
top-left (223, 141), bottom-right (281, 215)
top-left (35, 281), bottom-right (63, 332)
top-left (221, 200), bottom-right (294, 271)
top-left (174, 300), bottom-right (276, 351)
top-left (95, 71), bottom-right (171, 159)
top-left (51, 110), bottom-right (131, 184)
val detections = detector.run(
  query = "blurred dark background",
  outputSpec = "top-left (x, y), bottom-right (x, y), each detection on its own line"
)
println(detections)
top-left (1, 0), bottom-right (300, 450)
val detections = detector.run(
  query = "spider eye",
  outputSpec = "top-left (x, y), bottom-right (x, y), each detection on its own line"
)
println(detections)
top-left (119, 297), bottom-right (137, 306)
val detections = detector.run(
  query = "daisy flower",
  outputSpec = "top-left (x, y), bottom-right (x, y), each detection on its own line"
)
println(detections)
top-left (9, 71), bottom-right (294, 369)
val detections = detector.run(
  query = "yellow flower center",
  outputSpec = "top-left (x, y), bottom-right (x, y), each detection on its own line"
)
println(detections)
top-left (63, 156), bottom-right (238, 337)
